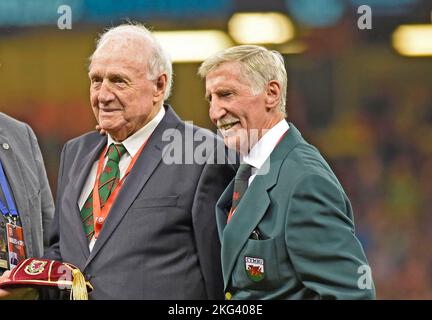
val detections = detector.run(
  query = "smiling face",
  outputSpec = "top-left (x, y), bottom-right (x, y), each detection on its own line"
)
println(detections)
top-left (205, 61), bottom-right (283, 154)
top-left (88, 36), bottom-right (166, 142)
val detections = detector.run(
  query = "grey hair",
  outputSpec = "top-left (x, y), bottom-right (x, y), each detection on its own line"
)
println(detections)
top-left (198, 45), bottom-right (287, 115)
top-left (91, 23), bottom-right (173, 101)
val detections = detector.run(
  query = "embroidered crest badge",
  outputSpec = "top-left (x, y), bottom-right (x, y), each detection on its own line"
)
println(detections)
top-left (24, 259), bottom-right (48, 275)
top-left (245, 257), bottom-right (264, 282)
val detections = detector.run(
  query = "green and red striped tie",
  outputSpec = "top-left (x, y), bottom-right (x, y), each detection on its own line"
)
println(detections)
top-left (228, 163), bottom-right (253, 223)
top-left (80, 143), bottom-right (127, 242)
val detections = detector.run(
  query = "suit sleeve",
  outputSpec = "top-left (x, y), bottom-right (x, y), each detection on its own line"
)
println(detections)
top-left (285, 173), bottom-right (376, 299)
top-left (42, 143), bottom-right (68, 262)
top-left (25, 124), bottom-right (55, 251)
top-left (191, 157), bottom-right (236, 299)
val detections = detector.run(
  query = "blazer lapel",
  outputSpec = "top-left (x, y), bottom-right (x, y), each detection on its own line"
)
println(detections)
top-left (85, 106), bottom-right (181, 266)
top-left (220, 122), bottom-right (303, 289)
top-left (220, 171), bottom-right (274, 290)
top-left (0, 133), bottom-right (34, 257)
top-left (215, 179), bottom-right (234, 240)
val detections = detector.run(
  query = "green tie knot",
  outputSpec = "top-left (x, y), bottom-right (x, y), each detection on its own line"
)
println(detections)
top-left (106, 143), bottom-right (127, 164)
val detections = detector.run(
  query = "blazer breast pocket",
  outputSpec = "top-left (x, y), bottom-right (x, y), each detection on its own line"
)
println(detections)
top-left (233, 237), bottom-right (281, 291)
top-left (131, 195), bottom-right (179, 209)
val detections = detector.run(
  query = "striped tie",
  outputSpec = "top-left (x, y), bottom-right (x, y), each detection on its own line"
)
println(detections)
top-left (227, 163), bottom-right (253, 223)
top-left (80, 143), bottom-right (127, 242)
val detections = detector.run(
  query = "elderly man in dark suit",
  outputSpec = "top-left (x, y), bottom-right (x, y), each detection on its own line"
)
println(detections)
top-left (39, 23), bottom-right (234, 299)
top-left (1, 23), bottom-right (235, 299)
top-left (199, 45), bottom-right (376, 300)
top-left (0, 113), bottom-right (54, 298)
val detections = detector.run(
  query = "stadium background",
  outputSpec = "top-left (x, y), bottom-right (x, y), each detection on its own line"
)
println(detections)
top-left (1, 0), bottom-right (431, 299)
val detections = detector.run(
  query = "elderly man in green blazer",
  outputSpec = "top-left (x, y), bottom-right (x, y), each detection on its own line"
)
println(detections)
top-left (199, 45), bottom-right (375, 300)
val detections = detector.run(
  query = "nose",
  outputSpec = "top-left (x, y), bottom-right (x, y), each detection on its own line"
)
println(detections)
top-left (97, 80), bottom-right (115, 105)
top-left (209, 99), bottom-right (226, 124)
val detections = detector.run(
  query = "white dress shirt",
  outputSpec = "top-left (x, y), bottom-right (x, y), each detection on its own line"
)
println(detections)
top-left (242, 120), bottom-right (289, 186)
top-left (79, 105), bottom-right (165, 251)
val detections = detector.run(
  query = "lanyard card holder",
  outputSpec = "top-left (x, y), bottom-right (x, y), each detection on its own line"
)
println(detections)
top-left (0, 161), bottom-right (26, 270)
top-left (6, 221), bottom-right (26, 270)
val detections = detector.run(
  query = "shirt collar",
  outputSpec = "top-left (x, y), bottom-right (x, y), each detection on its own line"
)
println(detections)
top-left (242, 119), bottom-right (289, 170)
top-left (107, 105), bottom-right (165, 158)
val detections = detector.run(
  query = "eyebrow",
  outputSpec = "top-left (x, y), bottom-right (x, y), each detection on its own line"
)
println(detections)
top-left (204, 87), bottom-right (234, 99)
top-left (88, 71), bottom-right (131, 81)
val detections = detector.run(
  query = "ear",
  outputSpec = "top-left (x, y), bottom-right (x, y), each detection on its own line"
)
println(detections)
top-left (264, 80), bottom-right (281, 111)
top-left (153, 73), bottom-right (168, 103)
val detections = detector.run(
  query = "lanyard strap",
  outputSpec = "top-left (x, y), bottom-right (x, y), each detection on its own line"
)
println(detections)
top-left (0, 161), bottom-right (18, 218)
top-left (92, 138), bottom-right (149, 238)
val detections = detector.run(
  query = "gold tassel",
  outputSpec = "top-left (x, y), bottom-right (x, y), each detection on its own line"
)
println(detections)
top-left (70, 269), bottom-right (90, 300)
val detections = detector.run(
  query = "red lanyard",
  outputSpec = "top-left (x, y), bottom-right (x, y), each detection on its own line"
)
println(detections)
top-left (92, 139), bottom-right (149, 238)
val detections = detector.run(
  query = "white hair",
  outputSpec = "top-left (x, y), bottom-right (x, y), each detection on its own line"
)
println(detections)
top-left (91, 23), bottom-right (173, 101)
top-left (198, 45), bottom-right (287, 115)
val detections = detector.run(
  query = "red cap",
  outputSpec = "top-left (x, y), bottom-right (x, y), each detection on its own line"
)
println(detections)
top-left (0, 258), bottom-right (93, 300)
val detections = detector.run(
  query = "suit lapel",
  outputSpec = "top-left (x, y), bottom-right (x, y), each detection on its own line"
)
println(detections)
top-left (0, 132), bottom-right (34, 257)
top-left (215, 180), bottom-right (234, 241)
top-left (73, 138), bottom-right (107, 211)
top-left (85, 106), bottom-right (181, 266)
top-left (220, 122), bottom-right (304, 289)
top-left (70, 137), bottom-right (107, 258)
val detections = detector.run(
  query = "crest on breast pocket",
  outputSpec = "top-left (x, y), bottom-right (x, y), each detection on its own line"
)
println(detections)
top-left (245, 257), bottom-right (264, 282)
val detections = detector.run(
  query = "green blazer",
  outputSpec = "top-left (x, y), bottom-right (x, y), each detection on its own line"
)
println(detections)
top-left (216, 123), bottom-right (375, 300)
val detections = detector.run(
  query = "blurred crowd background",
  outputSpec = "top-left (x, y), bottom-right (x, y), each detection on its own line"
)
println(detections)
top-left (0, 0), bottom-right (431, 299)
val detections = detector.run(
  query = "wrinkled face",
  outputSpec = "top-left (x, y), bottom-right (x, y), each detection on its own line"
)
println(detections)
top-left (205, 62), bottom-right (270, 154)
top-left (89, 36), bottom-right (165, 141)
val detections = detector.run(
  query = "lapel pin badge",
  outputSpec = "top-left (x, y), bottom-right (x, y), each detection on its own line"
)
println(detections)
top-left (2, 143), bottom-right (9, 150)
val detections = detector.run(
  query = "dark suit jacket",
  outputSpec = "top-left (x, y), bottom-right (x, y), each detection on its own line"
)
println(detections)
top-left (44, 105), bottom-right (236, 299)
top-left (216, 123), bottom-right (376, 299)
top-left (0, 113), bottom-right (54, 259)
